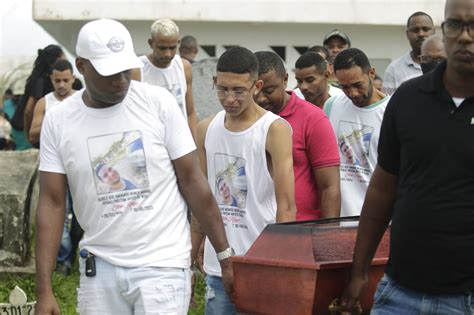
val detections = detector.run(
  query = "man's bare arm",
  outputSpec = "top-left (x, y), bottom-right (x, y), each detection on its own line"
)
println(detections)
top-left (35, 171), bottom-right (67, 314)
top-left (313, 165), bottom-right (341, 218)
top-left (266, 119), bottom-right (297, 222)
top-left (24, 96), bottom-right (37, 141)
top-left (172, 148), bottom-right (233, 295)
top-left (29, 98), bottom-right (46, 145)
top-left (340, 165), bottom-right (397, 310)
top-left (182, 58), bottom-right (197, 140)
top-left (190, 117), bottom-right (213, 265)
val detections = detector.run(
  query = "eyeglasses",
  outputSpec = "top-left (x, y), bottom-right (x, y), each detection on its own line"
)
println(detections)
top-left (441, 20), bottom-right (474, 38)
top-left (420, 56), bottom-right (446, 64)
top-left (215, 81), bottom-right (256, 100)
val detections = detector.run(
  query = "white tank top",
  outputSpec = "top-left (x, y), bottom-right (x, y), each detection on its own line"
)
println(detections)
top-left (139, 55), bottom-right (187, 117)
top-left (203, 110), bottom-right (280, 277)
top-left (44, 92), bottom-right (62, 112)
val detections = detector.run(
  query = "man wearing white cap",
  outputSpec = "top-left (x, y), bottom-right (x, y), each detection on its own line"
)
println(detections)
top-left (35, 18), bottom-right (233, 314)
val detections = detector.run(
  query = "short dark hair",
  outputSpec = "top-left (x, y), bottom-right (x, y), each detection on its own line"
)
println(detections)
top-left (333, 48), bottom-right (371, 73)
top-left (407, 11), bottom-right (434, 28)
top-left (217, 47), bottom-right (259, 80)
top-left (295, 52), bottom-right (327, 72)
top-left (307, 45), bottom-right (330, 61)
top-left (179, 35), bottom-right (198, 52)
top-left (51, 59), bottom-right (73, 73)
top-left (254, 51), bottom-right (286, 78)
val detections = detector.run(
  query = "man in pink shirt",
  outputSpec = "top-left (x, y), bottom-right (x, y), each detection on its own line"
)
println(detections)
top-left (255, 51), bottom-right (341, 220)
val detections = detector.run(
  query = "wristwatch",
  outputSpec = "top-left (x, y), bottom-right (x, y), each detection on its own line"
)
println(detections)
top-left (216, 247), bottom-right (235, 261)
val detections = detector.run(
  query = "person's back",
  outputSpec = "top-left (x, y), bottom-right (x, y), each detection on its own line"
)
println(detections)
top-left (3, 96), bottom-right (32, 150)
top-left (194, 46), bottom-right (296, 315)
top-left (324, 48), bottom-right (389, 217)
top-left (19, 44), bottom-right (65, 141)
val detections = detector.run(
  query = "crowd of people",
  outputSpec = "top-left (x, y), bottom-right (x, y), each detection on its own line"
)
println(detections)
top-left (1, 0), bottom-right (471, 314)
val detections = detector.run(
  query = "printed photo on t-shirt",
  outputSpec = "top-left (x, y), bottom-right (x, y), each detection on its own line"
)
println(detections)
top-left (88, 130), bottom-right (149, 195)
top-left (337, 120), bottom-right (373, 169)
top-left (213, 153), bottom-right (247, 209)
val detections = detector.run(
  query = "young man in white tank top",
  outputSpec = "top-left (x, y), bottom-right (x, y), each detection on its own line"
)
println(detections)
top-left (137, 18), bottom-right (197, 139)
top-left (29, 59), bottom-right (76, 145)
top-left (191, 47), bottom-right (297, 315)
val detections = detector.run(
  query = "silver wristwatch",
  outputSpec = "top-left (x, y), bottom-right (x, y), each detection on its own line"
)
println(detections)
top-left (216, 247), bottom-right (235, 261)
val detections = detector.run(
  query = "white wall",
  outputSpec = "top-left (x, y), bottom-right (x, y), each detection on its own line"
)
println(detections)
top-left (33, 0), bottom-right (445, 26)
top-left (36, 19), bottom-right (442, 87)
top-left (31, 0), bottom-right (446, 87)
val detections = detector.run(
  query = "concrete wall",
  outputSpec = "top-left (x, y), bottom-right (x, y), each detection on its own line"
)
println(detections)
top-left (32, 0), bottom-right (445, 87)
top-left (0, 150), bottom-right (39, 268)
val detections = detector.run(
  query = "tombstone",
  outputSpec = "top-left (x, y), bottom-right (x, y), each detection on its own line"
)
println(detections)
top-left (0, 286), bottom-right (36, 315)
top-left (192, 57), bottom-right (222, 120)
top-left (0, 150), bottom-right (39, 268)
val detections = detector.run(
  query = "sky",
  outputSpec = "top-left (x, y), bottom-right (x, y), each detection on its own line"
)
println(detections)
top-left (0, 0), bottom-right (59, 58)
top-left (0, 0), bottom-right (80, 88)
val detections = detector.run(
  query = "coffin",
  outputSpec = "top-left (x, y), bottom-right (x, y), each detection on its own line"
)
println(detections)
top-left (231, 216), bottom-right (390, 315)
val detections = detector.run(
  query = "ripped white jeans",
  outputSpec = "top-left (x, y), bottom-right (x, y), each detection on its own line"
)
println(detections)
top-left (77, 256), bottom-right (191, 315)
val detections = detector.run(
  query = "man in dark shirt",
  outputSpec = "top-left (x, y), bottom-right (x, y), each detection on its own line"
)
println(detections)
top-left (341, 0), bottom-right (474, 313)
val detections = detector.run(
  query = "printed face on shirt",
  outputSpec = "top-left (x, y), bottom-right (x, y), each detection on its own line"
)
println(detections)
top-left (406, 15), bottom-right (435, 56)
top-left (336, 65), bottom-right (376, 108)
top-left (214, 71), bottom-right (262, 117)
top-left (324, 37), bottom-right (350, 63)
top-left (295, 65), bottom-right (330, 107)
top-left (218, 178), bottom-right (231, 200)
top-left (443, 0), bottom-right (474, 75)
top-left (50, 69), bottom-right (75, 98)
top-left (97, 164), bottom-right (121, 186)
top-left (76, 58), bottom-right (132, 108)
top-left (254, 70), bottom-right (288, 114)
top-left (148, 33), bottom-right (180, 68)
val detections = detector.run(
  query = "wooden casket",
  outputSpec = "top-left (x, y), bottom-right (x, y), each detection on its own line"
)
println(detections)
top-left (231, 216), bottom-right (390, 315)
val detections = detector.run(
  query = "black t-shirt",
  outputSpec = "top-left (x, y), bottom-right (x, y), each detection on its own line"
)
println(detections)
top-left (378, 61), bottom-right (474, 293)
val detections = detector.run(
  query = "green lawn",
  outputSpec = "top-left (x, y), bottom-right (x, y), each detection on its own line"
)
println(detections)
top-left (0, 266), bottom-right (206, 314)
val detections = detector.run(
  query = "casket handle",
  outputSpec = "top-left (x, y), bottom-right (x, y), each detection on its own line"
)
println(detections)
top-left (328, 298), bottom-right (363, 314)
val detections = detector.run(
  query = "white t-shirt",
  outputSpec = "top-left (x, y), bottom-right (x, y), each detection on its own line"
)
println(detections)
top-left (383, 51), bottom-right (422, 95)
top-left (294, 85), bottom-right (344, 101)
top-left (39, 80), bottom-right (196, 268)
top-left (140, 55), bottom-right (187, 117)
top-left (203, 110), bottom-right (280, 277)
top-left (324, 94), bottom-right (390, 217)
top-left (44, 92), bottom-right (63, 112)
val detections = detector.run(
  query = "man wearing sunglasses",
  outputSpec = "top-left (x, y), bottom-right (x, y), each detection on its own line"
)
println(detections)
top-left (340, 0), bottom-right (474, 314)
top-left (191, 47), bottom-right (296, 315)
top-left (420, 34), bottom-right (447, 73)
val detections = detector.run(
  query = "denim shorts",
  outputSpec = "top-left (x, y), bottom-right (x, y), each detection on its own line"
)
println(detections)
top-left (77, 256), bottom-right (191, 314)
top-left (371, 274), bottom-right (474, 315)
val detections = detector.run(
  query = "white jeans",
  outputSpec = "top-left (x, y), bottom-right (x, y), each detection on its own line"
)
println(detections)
top-left (77, 256), bottom-right (191, 314)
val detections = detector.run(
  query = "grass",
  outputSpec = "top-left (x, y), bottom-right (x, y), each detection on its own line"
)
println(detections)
top-left (0, 263), bottom-right (206, 314)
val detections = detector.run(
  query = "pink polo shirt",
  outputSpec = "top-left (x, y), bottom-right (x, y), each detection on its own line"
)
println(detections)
top-left (279, 91), bottom-right (340, 220)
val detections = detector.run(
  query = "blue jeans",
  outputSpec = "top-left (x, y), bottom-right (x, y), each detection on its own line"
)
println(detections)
top-left (371, 274), bottom-right (474, 314)
top-left (77, 256), bottom-right (191, 314)
top-left (205, 275), bottom-right (236, 315)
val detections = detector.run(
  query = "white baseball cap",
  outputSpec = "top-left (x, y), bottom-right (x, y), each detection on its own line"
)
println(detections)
top-left (76, 19), bottom-right (143, 76)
